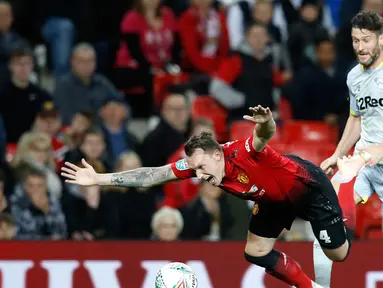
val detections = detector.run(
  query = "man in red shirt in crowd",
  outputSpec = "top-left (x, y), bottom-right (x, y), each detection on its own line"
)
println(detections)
top-left (61, 105), bottom-right (352, 288)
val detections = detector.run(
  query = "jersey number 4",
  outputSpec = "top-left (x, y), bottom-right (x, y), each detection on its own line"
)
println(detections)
top-left (319, 230), bottom-right (331, 244)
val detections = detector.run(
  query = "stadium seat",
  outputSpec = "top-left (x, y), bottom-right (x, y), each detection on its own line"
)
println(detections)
top-left (192, 96), bottom-right (228, 142)
top-left (356, 193), bottom-right (383, 239)
top-left (282, 120), bottom-right (338, 144)
top-left (271, 143), bottom-right (336, 166)
top-left (5, 143), bottom-right (17, 162)
top-left (229, 120), bottom-right (282, 144)
top-left (278, 97), bottom-right (292, 121)
top-left (154, 73), bottom-right (190, 108)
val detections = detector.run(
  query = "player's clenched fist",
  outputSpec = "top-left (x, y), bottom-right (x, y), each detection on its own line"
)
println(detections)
top-left (243, 105), bottom-right (273, 124)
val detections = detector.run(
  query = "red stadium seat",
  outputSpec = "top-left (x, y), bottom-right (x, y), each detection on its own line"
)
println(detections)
top-left (5, 143), bottom-right (17, 162)
top-left (154, 73), bottom-right (190, 108)
top-left (282, 120), bottom-right (338, 144)
top-left (278, 97), bottom-right (292, 121)
top-left (356, 194), bottom-right (383, 239)
top-left (270, 143), bottom-right (336, 166)
top-left (192, 96), bottom-right (228, 142)
top-left (229, 120), bottom-right (282, 144)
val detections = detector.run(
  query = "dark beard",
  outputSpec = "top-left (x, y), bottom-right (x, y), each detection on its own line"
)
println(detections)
top-left (358, 45), bottom-right (381, 68)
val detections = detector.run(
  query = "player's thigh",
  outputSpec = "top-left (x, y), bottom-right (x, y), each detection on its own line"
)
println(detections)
top-left (311, 220), bottom-right (349, 262)
top-left (246, 202), bottom-right (294, 257)
top-left (354, 167), bottom-right (375, 204)
top-left (245, 231), bottom-right (277, 257)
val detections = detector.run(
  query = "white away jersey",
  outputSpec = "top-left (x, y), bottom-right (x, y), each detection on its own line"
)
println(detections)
top-left (347, 63), bottom-right (383, 159)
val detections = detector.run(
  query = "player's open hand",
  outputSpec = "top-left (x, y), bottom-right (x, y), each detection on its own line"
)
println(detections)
top-left (337, 155), bottom-right (365, 181)
top-left (61, 159), bottom-right (99, 186)
top-left (243, 105), bottom-right (273, 124)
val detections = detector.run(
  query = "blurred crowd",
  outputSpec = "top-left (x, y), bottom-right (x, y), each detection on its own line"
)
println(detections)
top-left (0, 0), bottom-right (381, 242)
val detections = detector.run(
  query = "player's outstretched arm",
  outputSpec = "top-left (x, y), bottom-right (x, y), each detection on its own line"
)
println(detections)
top-left (61, 158), bottom-right (179, 188)
top-left (243, 105), bottom-right (276, 151)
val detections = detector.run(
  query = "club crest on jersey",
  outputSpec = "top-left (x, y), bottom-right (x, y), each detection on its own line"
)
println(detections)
top-left (175, 159), bottom-right (189, 171)
top-left (237, 173), bottom-right (249, 184)
top-left (252, 203), bottom-right (259, 215)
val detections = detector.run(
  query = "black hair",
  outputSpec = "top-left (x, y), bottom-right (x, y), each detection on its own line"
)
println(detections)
top-left (351, 10), bottom-right (383, 34)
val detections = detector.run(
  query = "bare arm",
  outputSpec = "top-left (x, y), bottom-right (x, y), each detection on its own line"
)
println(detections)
top-left (333, 114), bottom-right (361, 157)
top-left (97, 164), bottom-right (178, 188)
top-left (243, 106), bottom-right (276, 152)
top-left (253, 118), bottom-right (277, 152)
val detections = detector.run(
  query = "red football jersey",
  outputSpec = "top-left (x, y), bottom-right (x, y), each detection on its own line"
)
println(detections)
top-left (171, 136), bottom-right (314, 202)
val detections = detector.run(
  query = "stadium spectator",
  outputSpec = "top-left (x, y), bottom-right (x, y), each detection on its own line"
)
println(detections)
top-left (114, 0), bottom-right (180, 118)
top-left (0, 213), bottom-right (16, 240)
top-left (99, 98), bottom-right (138, 166)
top-left (54, 43), bottom-right (122, 125)
top-left (0, 1), bottom-right (30, 87)
top-left (163, 117), bottom-right (215, 209)
top-left (180, 181), bottom-right (233, 241)
top-left (0, 170), bottom-right (9, 215)
top-left (0, 169), bottom-right (9, 213)
top-left (287, 0), bottom-right (331, 72)
top-left (32, 101), bottom-right (69, 170)
top-left (273, 0), bottom-right (335, 42)
top-left (282, 37), bottom-right (348, 122)
top-left (62, 128), bottom-right (118, 240)
top-left (60, 110), bottom-right (93, 149)
top-left (63, 127), bottom-right (110, 175)
top-left (209, 22), bottom-right (277, 122)
top-left (178, 0), bottom-right (229, 74)
top-left (227, 0), bottom-right (291, 71)
top-left (10, 167), bottom-right (66, 240)
top-left (104, 152), bottom-right (156, 239)
top-left (39, 0), bottom-right (78, 79)
top-left (0, 162), bottom-right (14, 197)
top-left (151, 206), bottom-right (184, 241)
top-left (10, 132), bottom-right (62, 199)
top-left (0, 48), bottom-right (52, 143)
top-left (139, 87), bottom-right (189, 168)
top-left (64, 183), bottom-right (120, 240)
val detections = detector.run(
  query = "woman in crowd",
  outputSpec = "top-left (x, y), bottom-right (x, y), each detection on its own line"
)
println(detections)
top-left (10, 132), bottom-right (62, 199)
top-left (178, 0), bottom-right (229, 74)
top-left (114, 0), bottom-right (180, 118)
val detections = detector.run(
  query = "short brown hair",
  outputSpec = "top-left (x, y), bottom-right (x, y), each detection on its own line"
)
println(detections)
top-left (10, 47), bottom-right (33, 60)
top-left (184, 132), bottom-right (222, 157)
top-left (135, 0), bottom-right (162, 17)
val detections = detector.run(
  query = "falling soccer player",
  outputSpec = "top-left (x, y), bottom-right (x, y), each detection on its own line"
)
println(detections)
top-left (319, 10), bottom-right (383, 288)
top-left (62, 104), bottom-right (353, 288)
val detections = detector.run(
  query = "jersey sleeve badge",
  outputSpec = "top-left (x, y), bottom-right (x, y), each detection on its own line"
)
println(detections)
top-left (175, 159), bottom-right (189, 171)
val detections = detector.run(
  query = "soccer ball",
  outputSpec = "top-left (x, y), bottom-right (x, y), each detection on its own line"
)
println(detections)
top-left (155, 262), bottom-right (198, 288)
